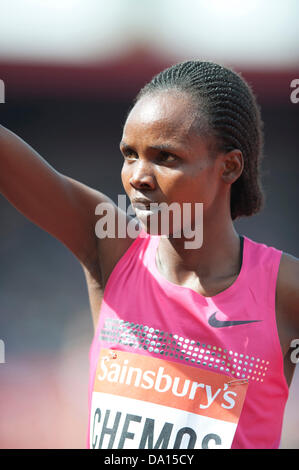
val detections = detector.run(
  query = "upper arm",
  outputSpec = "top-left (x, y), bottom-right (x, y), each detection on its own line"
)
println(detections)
top-left (0, 125), bottom-right (137, 268)
top-left (276, 252), bottom-right (299, 338)
top-left (5, 164), bottom-right (120, 266)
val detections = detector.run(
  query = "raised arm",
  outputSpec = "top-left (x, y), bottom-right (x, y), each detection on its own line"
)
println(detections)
top-left (0, 124), bottom-right (132, 271)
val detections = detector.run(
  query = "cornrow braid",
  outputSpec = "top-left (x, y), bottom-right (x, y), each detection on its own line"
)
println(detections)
top-left (135, 60), bottom-right (265, 220)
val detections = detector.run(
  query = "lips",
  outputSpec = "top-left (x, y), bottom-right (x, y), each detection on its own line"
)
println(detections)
top-left (131, 198), bottom-right (162, 219)
top-left (131, 198), bottom-right (159, 210)
top-left (133, 202), bottom-right (152, 210)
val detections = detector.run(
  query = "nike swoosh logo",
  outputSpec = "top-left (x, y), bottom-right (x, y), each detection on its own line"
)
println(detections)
top-left (208, 312), bottom-right (262, 328)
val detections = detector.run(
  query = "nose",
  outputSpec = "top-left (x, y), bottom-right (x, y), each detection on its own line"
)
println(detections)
top-left (129, 161), bottom-right (155, 190)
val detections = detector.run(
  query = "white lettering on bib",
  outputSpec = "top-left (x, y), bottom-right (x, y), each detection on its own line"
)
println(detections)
top-left (90, 349), bottom-right (248, 449)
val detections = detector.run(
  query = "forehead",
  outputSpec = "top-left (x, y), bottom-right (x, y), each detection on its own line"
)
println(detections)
top-left (122, 91), bottom-right (199, 145)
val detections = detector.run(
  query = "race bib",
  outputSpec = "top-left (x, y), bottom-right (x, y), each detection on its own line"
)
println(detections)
top-left (90, 349), bottom-right (248, 449)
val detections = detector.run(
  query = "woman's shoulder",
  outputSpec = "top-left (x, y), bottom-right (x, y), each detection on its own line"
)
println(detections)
top-left (277, 252), bottom-right (299, 301)
top-left (276, 251), bottom-right (299, 337)
top-left (243, 235), bottom-right (299, 335)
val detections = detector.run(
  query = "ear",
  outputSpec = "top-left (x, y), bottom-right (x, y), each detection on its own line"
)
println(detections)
top-left (221, 150), bottom-right (244, 184)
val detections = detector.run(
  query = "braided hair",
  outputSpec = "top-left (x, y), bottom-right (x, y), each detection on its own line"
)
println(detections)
top-left (134, 60), bottom-right (265, 220)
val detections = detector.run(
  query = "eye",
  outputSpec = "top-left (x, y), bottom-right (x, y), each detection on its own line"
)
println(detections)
top-left (159, 151), bottom-right (177, 163)
top-left (121, 147), bottom-right (138, 161)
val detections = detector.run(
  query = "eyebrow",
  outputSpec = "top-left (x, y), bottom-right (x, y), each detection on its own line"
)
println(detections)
top-left (120, 141), bottom-right (184, 154)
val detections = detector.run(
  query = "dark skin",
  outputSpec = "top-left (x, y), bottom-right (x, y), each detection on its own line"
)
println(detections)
top-left (120, 91), bottom-right (299, 386)
top-left (0, 89), bottom-right (298, 387)
top-left (121, 91), bottom-right (245, 285)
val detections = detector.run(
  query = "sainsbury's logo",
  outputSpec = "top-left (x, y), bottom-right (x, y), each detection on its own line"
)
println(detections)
top-left (97, 353), bottom-right (238, 412)
top-left (91, 349), bottom-right (249, 449)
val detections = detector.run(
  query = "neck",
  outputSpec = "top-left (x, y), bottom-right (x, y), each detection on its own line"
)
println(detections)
top-left (157, 212), bottom-right (242, 283)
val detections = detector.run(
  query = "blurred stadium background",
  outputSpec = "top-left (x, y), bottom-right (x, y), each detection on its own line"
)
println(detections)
top-left (0, 0), bottom-right (298, 449)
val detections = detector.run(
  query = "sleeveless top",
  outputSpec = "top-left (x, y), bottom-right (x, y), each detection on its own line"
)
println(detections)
top-left (87, 229), bottom-right (289, 449)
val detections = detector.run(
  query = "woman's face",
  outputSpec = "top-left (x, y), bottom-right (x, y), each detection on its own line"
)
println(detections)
top-left (120, 90), bottom-right (225, 235)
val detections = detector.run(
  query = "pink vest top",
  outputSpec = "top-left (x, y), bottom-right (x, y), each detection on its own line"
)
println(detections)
top-left (87, 229), bottom-right (288, 449)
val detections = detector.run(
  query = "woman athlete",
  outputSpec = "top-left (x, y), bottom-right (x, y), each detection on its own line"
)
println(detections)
top-left (1, 61), bottom-right (298, 449)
